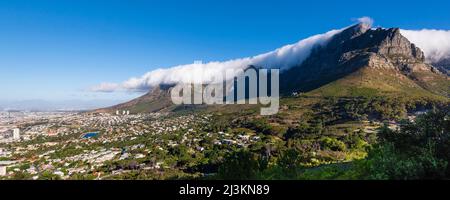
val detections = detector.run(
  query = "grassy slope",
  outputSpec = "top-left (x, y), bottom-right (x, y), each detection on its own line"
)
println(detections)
top-left (186, 66), bottom-right (449, 134)
top-left (308, 67), bottom-right (449, 100)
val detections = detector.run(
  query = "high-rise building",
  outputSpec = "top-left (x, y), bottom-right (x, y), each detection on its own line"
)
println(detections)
top-left (116, 110), bottom-right (120, 115)
top-left (13, 128), bottom-right (20, 140)
top-left (126, 110), bottom-right (130, 115)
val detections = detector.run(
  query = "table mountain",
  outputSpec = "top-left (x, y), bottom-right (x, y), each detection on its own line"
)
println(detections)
top-left (97, 23), bottom-right (449, 114)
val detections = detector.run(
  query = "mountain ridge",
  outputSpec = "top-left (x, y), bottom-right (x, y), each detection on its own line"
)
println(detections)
top-left (280, 24), bottom-right (448, 96)
top-left (96, 23), bottom-right (449, 114)
top-left (95, 85), bottom-right (174, 114)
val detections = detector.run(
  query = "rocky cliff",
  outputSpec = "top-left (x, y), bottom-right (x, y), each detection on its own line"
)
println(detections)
top-left (280, 24), bottom-right (448, 96)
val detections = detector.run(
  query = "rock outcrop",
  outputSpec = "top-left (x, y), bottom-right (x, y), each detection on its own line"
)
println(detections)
top-left (280, 23), bottom-right (444, 94)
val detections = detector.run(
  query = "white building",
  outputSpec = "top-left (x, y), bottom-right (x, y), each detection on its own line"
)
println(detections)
top-left (116, 110), bottom-right (130, 116)
top-left (0, 166), bottom-right (6, 176)
top-left (0, 161), bottom-right (16, 176)
top-left (13, 128), bottom-right (20, 140)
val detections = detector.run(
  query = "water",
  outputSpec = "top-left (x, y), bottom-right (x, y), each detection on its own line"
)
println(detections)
top-left (83, 132), bottom-right (98, 138)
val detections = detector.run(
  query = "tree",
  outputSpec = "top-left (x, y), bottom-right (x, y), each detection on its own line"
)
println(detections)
top-left (217, 150), bottom-right (262, 180)
top-left (277, 149), bottom-right (304, 175)
top-left (364, 107), bottom-right (450, 179)
top-left (38, 171), bottom-right (62, 180)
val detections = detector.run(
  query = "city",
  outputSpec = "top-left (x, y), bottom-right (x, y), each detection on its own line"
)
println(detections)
top-left (0, 110), bottom-right (262, 179)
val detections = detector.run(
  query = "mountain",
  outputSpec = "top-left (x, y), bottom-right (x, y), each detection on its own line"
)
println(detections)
top-left (95, 85), bottom-right (175, 114)
top-left (281, 24), bottom-right (449, 98)
top-left (98, 23), bottom-right (450, 114)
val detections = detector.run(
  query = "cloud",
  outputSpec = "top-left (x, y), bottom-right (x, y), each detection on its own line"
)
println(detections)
top-left (92, 17), bottom-right (450, 93)
top-left (90, 82), bottom-right (120, 93)
top-left (92, 27), bottom-right (344, 92)
top-left (356, 16), bottom-right (374, 27)
top-left (401, 29), bottom-right (450, 63)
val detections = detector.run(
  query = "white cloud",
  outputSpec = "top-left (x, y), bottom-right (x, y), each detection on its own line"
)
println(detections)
top-left (90, 82), bottom-right (120, 93)
top-left (91, 17), bottom-right (450, 94)
top-left (356, 16), bottom-right (374, 28)
top-left (401, 29), bottom-right (450, 63)
top-left (92, 27), bottom-right (344, 92)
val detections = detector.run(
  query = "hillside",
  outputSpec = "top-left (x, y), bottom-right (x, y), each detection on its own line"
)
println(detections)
top-left (95, 85), bottom-right (175, 114)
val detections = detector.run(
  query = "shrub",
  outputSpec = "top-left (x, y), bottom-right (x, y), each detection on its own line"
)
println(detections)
top-left (217, 150), bottom-right (263, 180)
top-left (319, 137), bottom-right (347, 151)
top-left (364, 143), bottom-right (448, 180)
top-left (277, 149), bottom-right (305, 175)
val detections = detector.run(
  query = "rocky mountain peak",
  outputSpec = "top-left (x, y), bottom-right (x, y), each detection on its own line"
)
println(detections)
top-left (327, 26), bottom-right (429, 72)
top-left (358, 27), bottom-right (433, 74)
top-left (375, 28), bottom-right (425, 62)
top-left (326, 23), bottom-right (371, 46)
top-left (280, 24), bottom-right (442, 93)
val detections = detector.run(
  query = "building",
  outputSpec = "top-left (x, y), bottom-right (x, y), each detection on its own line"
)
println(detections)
top-left (13, 128), bottom-right (20, 140)
top-left (115, 110), bottom-right (130, 116)
top-left (47, 129), bottom-right (58, 137)
top-left (0, 161), bottom-right (16, 176)
top-left (0, 166), bottom-right (6, 176)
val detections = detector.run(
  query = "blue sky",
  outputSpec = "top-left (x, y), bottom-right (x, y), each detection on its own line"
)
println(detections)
top-left (1, 0), bottom-right (450, 103)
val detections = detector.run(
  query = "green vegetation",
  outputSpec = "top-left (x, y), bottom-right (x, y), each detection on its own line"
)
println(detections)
top-left (362, 108), bottom-right (450, 179)
top-left (211, 108), bottom-right (449, 180)
top-left (3, 65), bottom-right (448, 180)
